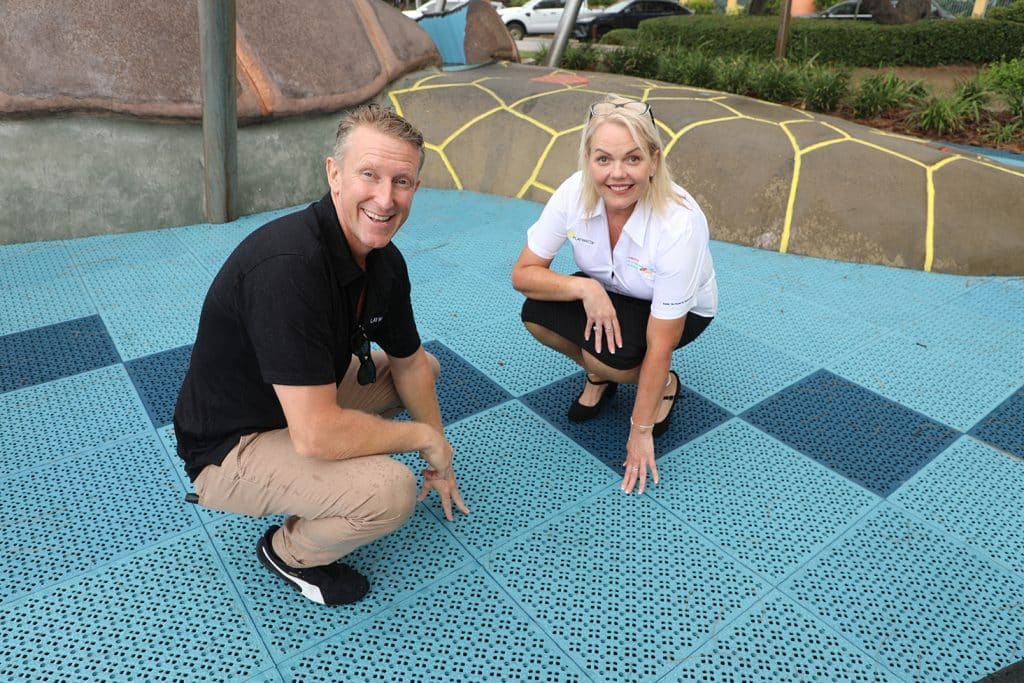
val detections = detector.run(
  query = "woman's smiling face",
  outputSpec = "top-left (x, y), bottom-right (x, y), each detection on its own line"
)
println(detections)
top-left (587, 120), bottom-right (658, 219)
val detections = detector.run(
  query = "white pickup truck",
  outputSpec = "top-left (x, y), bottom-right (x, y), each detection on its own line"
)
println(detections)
top-left (497, 0), bottom-right (598, 40)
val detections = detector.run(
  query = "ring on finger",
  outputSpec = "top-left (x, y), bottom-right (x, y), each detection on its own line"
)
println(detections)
top-left (630, 466), bottom-right (640, 472)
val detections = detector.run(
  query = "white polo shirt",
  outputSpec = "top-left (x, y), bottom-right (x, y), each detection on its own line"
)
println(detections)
top-left (526, 171), bottom-right (718, 320)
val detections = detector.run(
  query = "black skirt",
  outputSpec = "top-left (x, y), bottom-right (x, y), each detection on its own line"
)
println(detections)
top-left (520, 273), bottom-right (712, 371)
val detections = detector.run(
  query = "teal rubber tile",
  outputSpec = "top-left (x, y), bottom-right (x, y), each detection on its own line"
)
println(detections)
top-left (0, 364), bottom-right (152, 478)
top-left (440, 314), bottom-right (580, 397)
top-left (678, 324), bottom-right (818, 414)
top-left (718, 291), bottom-right (883, 366)
top-left (651, 419), bottom-right (879, 584)
top-left (418, 340), bottom-right (512, 425)
top-left (410, 268), bottom-right (526, 343)
top-left (63, 229), bottom-right (192, 270)
top-left (956, 276), bottom-right (1024, 328)
top-left (970, 386), bottom-right (1024, 460)
top-left (0, 530), bottom-right (271, 683)
top-left (157, 424), bottom-right (229, 524)
top-left (781, 503), bottom-right (1024, 683)
top-left (897, 302), bottom-right (1024, 382)
top-left (0, 434), bottom-right (198, 602)
top-left (427, 401), bottom-right (617, 555)
top-left (124, 344), bottom-right (192, 427)
top-left (666, 591), bottom-right (900, 682)
top-left (892, 436), bottom-right (1024, 577)
top-left (207, 507), bottom-right (471, 660)
top-left (486, 489), bottom-right (769, 683)
top-left (829, 331), bottom-right (1019, 432)
top-left (0, 315), bottom-right (120, 392)
top-left (0, 242), bottom-right (95, 335)
top-left (277, 563), bottom-right (588, 683)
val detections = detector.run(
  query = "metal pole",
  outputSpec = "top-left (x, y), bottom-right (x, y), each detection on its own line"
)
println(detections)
top-left (198, 0), bottom-right (238, 223)
top-left (547, 0), bottom-right (585, 68)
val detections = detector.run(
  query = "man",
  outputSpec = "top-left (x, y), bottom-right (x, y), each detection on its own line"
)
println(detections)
top-left (174, 105), bottom-right (469, 607)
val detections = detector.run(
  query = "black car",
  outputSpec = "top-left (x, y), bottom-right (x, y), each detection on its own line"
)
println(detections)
top-left (573, 0), bottom-right (692, 41)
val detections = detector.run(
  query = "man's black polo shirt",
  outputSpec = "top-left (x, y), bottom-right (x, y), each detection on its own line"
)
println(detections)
top-left (174, 194), bottom-right (421, 481)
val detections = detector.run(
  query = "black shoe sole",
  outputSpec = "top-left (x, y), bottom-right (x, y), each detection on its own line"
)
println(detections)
top-left (256, 525), bottom-right (369, 606)
top-left (567, 380), bottom-right (617, 422)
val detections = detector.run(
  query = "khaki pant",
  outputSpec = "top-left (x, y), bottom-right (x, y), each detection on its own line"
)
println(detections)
top-left (194, 350), bottom-right (426, 568)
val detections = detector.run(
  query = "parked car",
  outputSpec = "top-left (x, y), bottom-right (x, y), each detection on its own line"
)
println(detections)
top-left (498, 0), bottom-right (599, 40)
top-left (806, 0), bottom-right (954, 19)
top-left (403, 0), bottom-right (502, 20)
top-left (573, 0), bottom-right (692, 42)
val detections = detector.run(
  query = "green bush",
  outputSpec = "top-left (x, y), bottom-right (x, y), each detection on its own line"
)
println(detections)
top-left (954, 77), bottom-right (990, 122)
top-left (988, 0), bottom-right (1024, 22)
top-left (849, 72), bottom-right (924, 118)
top-left (603, 46), bottom-right (662, 79)
top-left (747, 59), bottom-right (802, 101)
top-left (712, 54), bottom-right (758, 95)
top-left (686, 0), bottom-right (717, 14)
top-left (799, 61), bottom-right (850, 112)
top-left (981, 57), bottom-right (1024, 116)
top-left (561, 43), bottom-right (601, 71)
top-left (983, 118), bottom-right (1023, 143)
top-left (637, 14), bottom-right (1024, 66)
top-left (906, 93), bottom-right (967, 135)
top-left (599, 28), bottom-right (640, 46)
top-left (656, 48), bottom-right (717, 88)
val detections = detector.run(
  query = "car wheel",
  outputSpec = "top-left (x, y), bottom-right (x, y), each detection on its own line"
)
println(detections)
top-left (593, 24), bottom-right (610, 41)
top-left (506, 22), bottom-right (526, 40)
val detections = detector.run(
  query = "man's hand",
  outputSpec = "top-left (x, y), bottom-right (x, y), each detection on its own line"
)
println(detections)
top-left (418, 467), bottom-right (470, 521)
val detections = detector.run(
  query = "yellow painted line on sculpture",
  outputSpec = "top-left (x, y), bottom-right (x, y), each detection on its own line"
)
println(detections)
top-left (799, 137), bottom-right (849, 155)
top-left (532, 181), bottom-right (555, 194)
top-left (426, 144), bottom-right (463, 190)
top-left (412, 73), bottom-right (445, 89)
top-left (968, 157), bottom-right (1024, 179)
top-left (471, 83), bottom-right (515, 107)
top-left (818, 121), bottom-right (853, 140)
top-left (438, 106), bottom-right (504, 148)
top-left (388, 91), bottom-right (405, 117)
top-left (849, 139), bottom-right (929, 169)
top-left (778, 125), bottom-right (803, 254)
top-left (663, 116), bottom-right (743, 156)
top-left (923, 155), bottom-right (959, 272)
top-left (517, 133), bottom-right (562, 198)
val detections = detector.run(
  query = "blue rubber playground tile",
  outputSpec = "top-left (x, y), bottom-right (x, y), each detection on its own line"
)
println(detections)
top-left (486, 489), bottom-right (769, 683)
top-left (743, 369), bottom-right (960, 497)
top-left (124, 344), bottom-right (192, 428)
top-left (0, 242), bottom-right (95, 336)
top-left (969, 386), bottom-right (1024, 461)
top-left (667, 591), bottom-right (900, 682)
top-left (651, 419), bottom-right (878, 584)
top-left (893, 436), bottom-right (1024, 577)
top-left (678, 323), bottom-right (818, 414)
top-left (278, 563), bottom-right (588, 683)
top-left (410, 268), bottom-right (526, 343)
top-left (830, 331), bottom-right (1020, 432)
top-left (0, 364), bottom-right (152, 478)
top-left (781, 503), bottom-right (1024, 683)
top-left (0, 315), bottom-right (120, 393)
top-left (430, 401), bottom-right (616, 555)
top-left (521, 371), bottom-right (731, 472)
top-left (207, 509), bottom-right (471, 661)
top-left (414, 340), bottom-right (512, 425)
top-left (0, 530), bottom-right (272, 683)
top-left (440, 313), bottom-right (579, 397)
top-left (0, 434), bottom-right (198, 603)
top-left (956, 276), bottom-right (1024, 328)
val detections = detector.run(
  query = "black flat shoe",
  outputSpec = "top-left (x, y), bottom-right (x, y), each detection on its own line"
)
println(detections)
top-left (653, 370), bottom-right (680, 437)
top-left (567, 375), bottom-right (617, 422)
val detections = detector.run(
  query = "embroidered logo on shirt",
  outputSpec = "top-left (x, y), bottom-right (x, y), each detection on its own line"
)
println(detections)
top-left (566, 229), bottom-right (594, 245)
top-left (625, 256), bottom-right (655, 277)
top-left (369, 316), bottom-right (384, 325)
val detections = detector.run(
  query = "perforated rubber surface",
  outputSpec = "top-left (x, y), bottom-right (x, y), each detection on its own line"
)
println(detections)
top-left (1, 189), bottom-right (1021, 682)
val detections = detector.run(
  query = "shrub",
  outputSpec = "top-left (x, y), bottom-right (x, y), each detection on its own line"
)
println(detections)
top-left (686, 0), bottom-right (717, 14)
top-left (981, 57), bottom-right (1024, 116)
top-left (599, 28), bottom-right (640, 46)
top-left (953, 77), bottom-right (990, 122)
top-left (712, 54), bottom-right (758, 95)
top-left (906, 93), bottom-right (967, 136)
top-left (603, 45), bottom-right (661, 79)
top-left (561, 43), bottom-right (601, 71)
top-left (988, 0), bottom-right (1024, 22)
top-left (849, 72), bottom-right (924, 118)
top-left (637, 14), bottom-right (1024, 66)
top-left (747, 59), bottom-right (803, 102)
top-left (656, 48), bottom-right (717, 88)
top-left (799, 61), bottom-right (851, 112)
top-left (982, 118), bottom-right (1023, 144)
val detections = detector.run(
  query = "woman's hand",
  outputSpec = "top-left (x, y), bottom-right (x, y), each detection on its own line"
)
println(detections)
top-left (581, 279), bottom-right (623, 354)
top-left (622, 427), bottom-right (659, 494)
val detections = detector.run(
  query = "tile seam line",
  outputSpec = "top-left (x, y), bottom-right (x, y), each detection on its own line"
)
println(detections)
top-left (0, 426), bottom-right (155, 483)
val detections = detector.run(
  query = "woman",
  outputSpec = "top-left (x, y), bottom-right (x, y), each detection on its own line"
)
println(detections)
top-left (511, 95), bottom-right (718, 495)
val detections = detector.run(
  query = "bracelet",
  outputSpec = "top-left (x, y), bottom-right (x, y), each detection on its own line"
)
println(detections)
top-left (630, 417), bottom-right (654, 431)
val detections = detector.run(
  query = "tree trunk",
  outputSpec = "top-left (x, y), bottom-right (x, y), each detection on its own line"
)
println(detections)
top-left (861, 0), bottom-right (931, 24)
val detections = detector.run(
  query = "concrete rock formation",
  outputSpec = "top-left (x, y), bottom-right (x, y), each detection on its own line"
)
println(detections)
top-left (385, 63), bottom-right (1024, 276)
top-left (0, 0), bottom-right (440, 120)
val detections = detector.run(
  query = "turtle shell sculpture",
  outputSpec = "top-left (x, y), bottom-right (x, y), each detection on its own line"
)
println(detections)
top-left (384, 63), bottom-right (1024, 276)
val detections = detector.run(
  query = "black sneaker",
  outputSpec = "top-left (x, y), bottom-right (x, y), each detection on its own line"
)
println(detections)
top-left (256, 525), bottom-right (369, 605)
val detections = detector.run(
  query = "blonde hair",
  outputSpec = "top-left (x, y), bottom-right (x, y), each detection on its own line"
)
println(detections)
top-left (578, 95), bottom-right (681, 217)
top-left (333, 103), bottom-right (425, 171)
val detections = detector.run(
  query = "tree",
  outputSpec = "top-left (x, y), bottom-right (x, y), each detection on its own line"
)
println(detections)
top-left (860, 0), bottom-right (931, 24)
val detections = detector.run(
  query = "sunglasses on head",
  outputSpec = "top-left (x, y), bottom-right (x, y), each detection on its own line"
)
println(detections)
top-left (350, 324), bottom-right (377, 385)
top-left (588, 100), bottom-right (656, 126)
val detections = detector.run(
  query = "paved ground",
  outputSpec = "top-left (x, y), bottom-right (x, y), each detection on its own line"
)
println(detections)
top-left (1, 188), bottom-right (1023, 682)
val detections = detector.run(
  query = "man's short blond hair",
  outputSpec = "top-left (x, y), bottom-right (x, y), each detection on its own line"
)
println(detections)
top-left (332, 104), bottom-right (426, 171)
